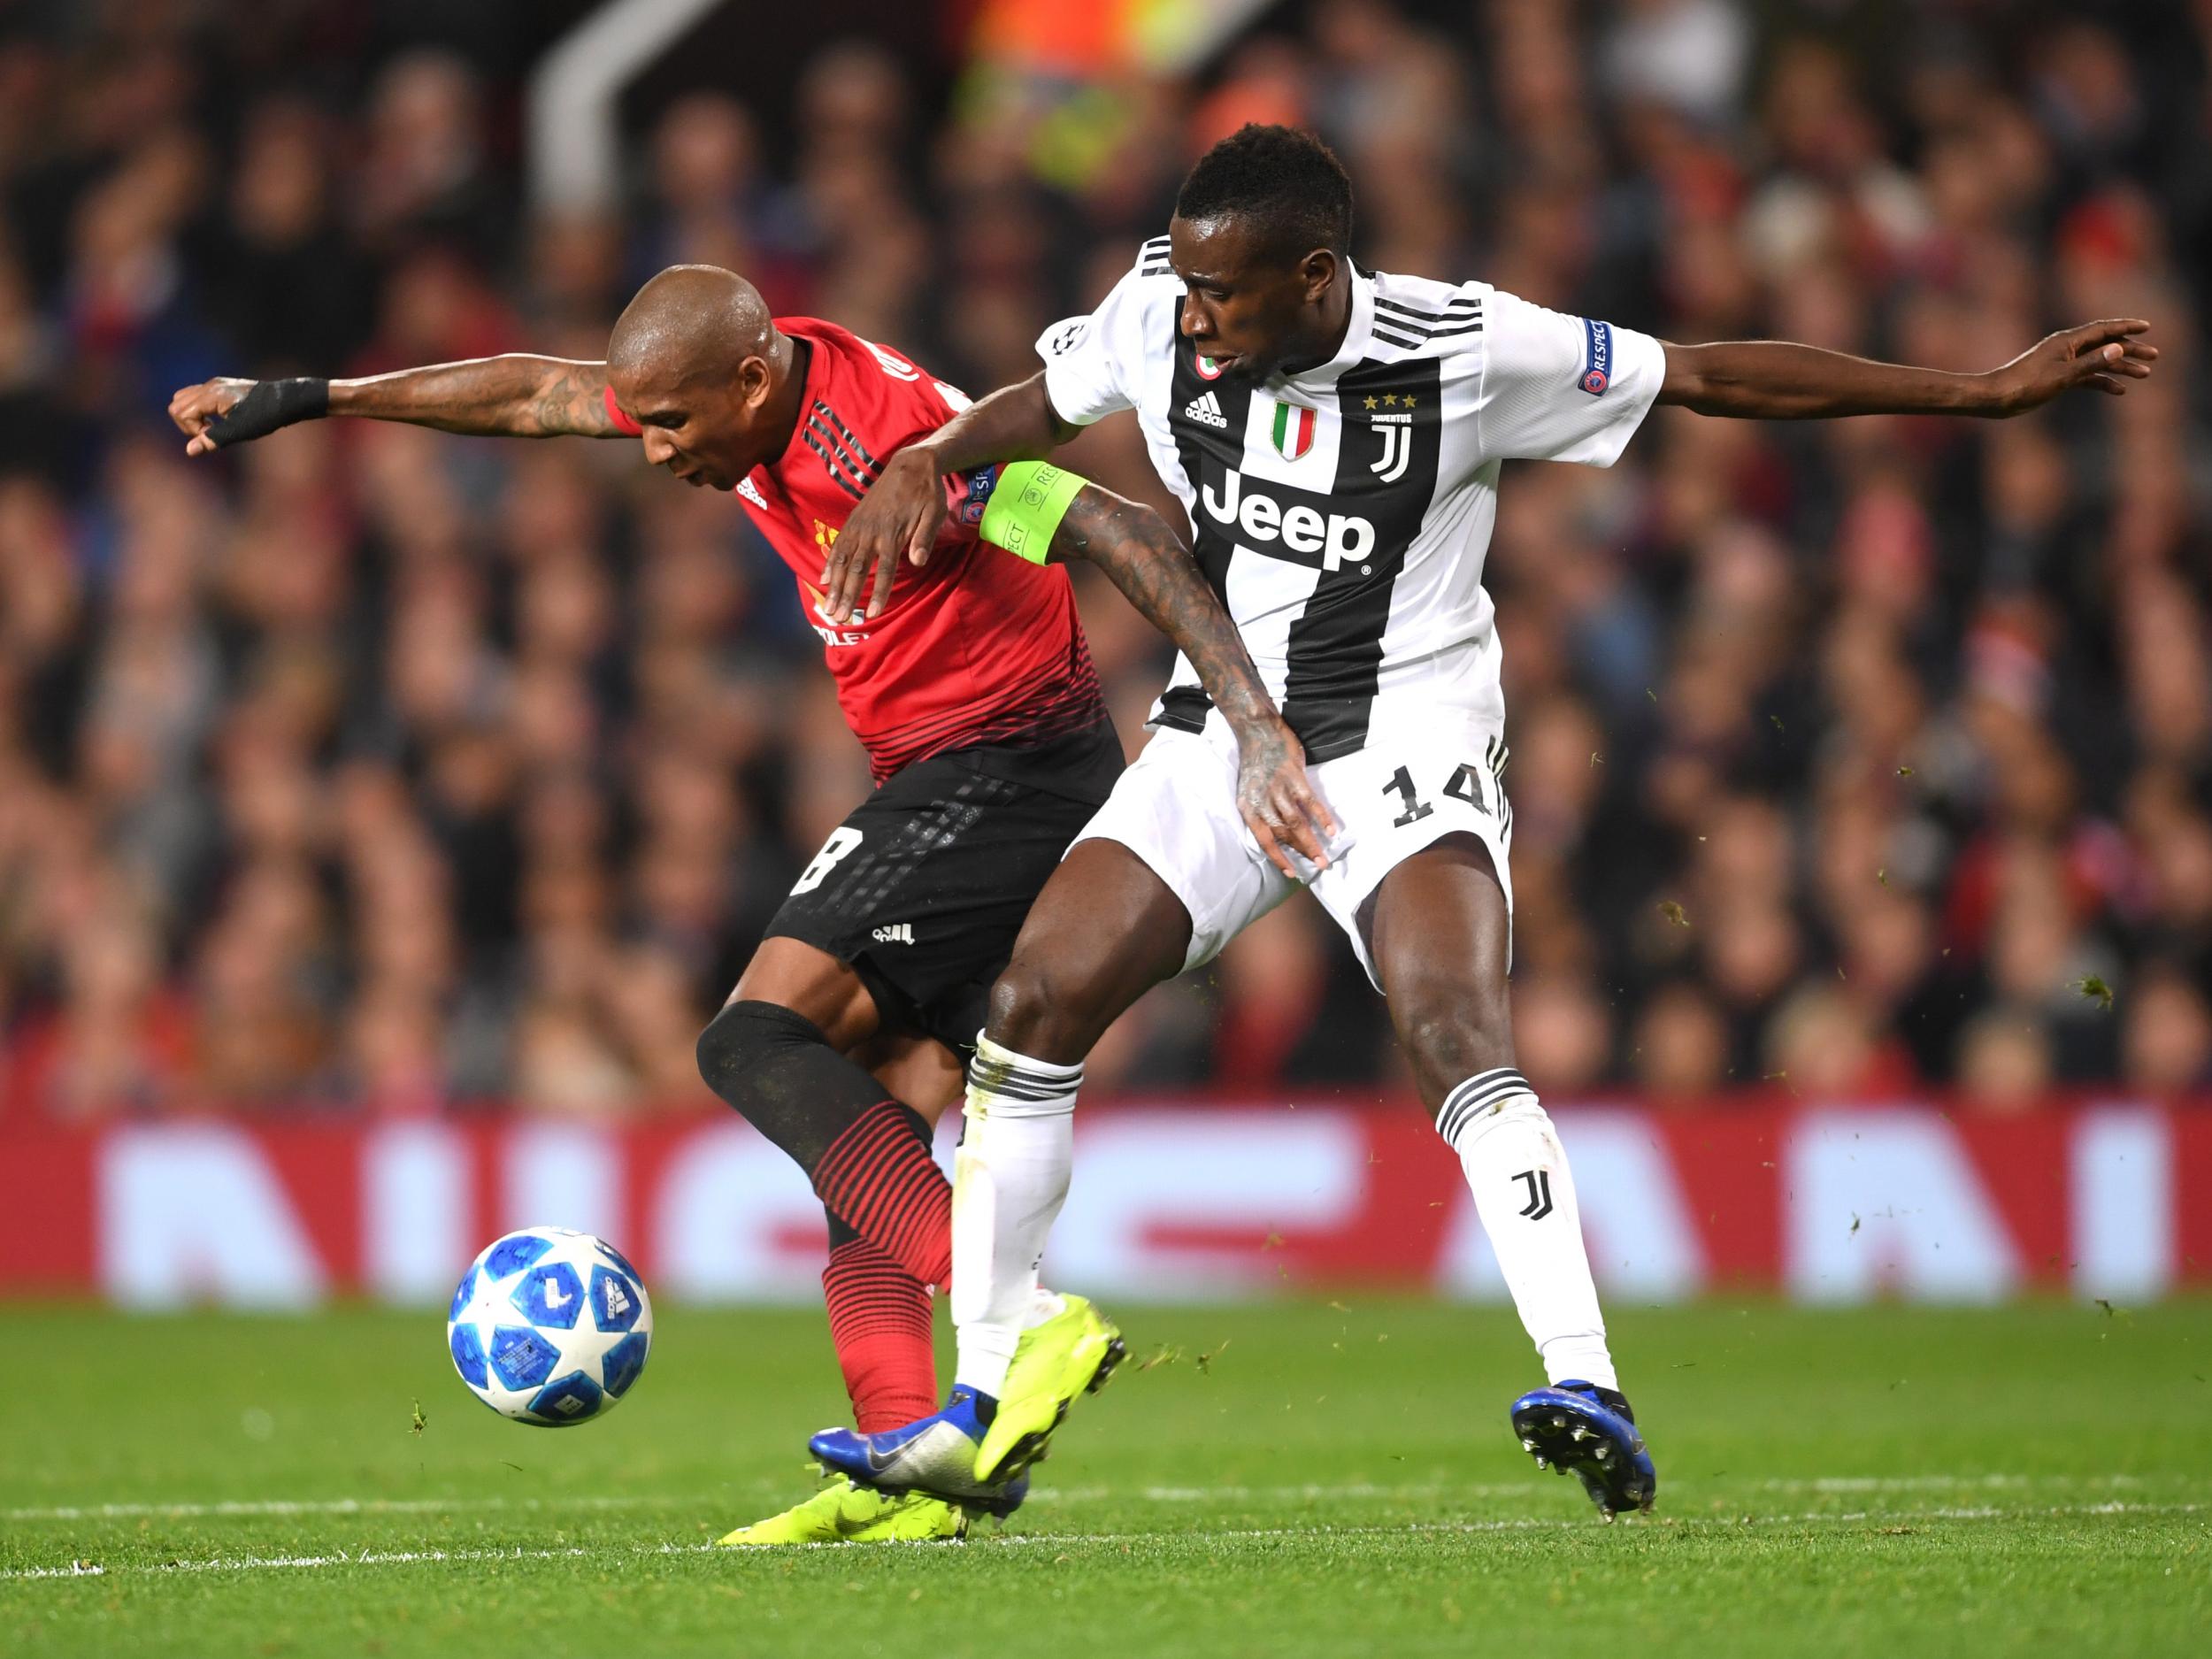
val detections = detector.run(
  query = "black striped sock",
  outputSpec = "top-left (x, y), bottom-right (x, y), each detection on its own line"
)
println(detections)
top-left (812, 1102), bottom-right (952, 1288)
top-left (1435, 1067), bottom-right (1534, 1147)
top-left (969, 1040), bottom-right (1084, 1110)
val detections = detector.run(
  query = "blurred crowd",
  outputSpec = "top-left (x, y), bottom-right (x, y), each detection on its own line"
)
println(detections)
top-left (3, 0), bottom-right (2210, 1120)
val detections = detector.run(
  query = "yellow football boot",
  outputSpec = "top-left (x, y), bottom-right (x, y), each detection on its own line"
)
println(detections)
top-left (715, 1479), bottom-right (969, 1546)
top-left (973, 1293), bottom-right (1125, 1485)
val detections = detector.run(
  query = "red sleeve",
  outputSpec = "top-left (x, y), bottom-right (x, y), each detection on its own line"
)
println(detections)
top-left (603, 385), bottom-right (641, 436)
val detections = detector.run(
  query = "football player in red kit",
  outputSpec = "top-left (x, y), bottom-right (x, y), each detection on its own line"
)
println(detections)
top-left (169, 265), bottom-right (1328, 1543)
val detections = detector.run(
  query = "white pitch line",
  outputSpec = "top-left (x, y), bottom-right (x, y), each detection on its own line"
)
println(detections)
top-left (0, 1542), bottom-right (722, 1581)
top-left (0, 1471), bottom-right (2164, 1525)
top-left (0, 1494), bottom-right (682, 1523)
top-left (3, 1502), bottom-right (2200, 1581)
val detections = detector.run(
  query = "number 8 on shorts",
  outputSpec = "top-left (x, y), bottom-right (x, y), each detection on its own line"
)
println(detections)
top-left (792, 826), bottom-right (864, 895)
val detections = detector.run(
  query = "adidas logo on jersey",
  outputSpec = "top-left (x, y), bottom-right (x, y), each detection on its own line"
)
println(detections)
top-left (1182, 390), bottom-right (1230, 429)
top-left (872, 923), bottom-right (915, 945)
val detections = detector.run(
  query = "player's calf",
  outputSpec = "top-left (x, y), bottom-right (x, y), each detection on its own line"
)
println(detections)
top-left (823, 1225), bottom-right (937, 1431)
top-left (1433, 1070), bottom-right (1618, 1385)
top-left (695, 999), bottom-right (954, 1287)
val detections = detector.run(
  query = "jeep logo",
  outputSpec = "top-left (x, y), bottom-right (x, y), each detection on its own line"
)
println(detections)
top-left (1201, 467), bottom-right (1376, 572)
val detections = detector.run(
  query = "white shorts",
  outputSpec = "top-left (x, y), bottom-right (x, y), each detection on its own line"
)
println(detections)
top-left (1071, 712), bottom-right (1515, 989)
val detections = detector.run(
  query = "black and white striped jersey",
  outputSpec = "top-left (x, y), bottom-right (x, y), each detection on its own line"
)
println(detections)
top-left (1037, 238), bottom-right (1665, 761)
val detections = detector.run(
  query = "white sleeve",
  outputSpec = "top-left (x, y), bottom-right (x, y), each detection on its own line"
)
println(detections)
top-left (1475, 289), bottom-right (1665, 465)
top-left (1036, 263), bottom-right (1152, 427)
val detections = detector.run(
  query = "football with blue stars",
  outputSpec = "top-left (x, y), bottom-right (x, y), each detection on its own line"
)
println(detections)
top-left (446, 1226), bottom-right (653, 1425)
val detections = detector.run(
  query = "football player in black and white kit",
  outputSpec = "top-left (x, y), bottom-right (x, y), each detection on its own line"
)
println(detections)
top-left (810, 125), bottom-right (2157, 1518)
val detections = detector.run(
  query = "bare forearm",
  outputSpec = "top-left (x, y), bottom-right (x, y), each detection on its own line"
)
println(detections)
top-left (1658, 319), bottom-right (2156, 423)
top-left (1053, 488), bottom-right (1278, 730)
top-left (912, 371), bottom-right (1077, 472)
top-left (1658, 340), bottom-right (1998, 419)
top-left (329, 357), bottom-right (618, 437)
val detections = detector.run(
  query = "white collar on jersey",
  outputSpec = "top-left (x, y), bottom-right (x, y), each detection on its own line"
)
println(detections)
top-left (1270, 262), bottom-right (1375, 390)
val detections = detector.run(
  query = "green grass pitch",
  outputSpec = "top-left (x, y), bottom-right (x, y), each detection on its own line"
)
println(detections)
top-left (4, 1297), bottom-right (2207, 1657)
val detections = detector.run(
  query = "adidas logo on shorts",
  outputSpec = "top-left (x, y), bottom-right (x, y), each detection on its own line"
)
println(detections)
top-left (1182, 390), bottom-right (1229, 429)
top-left (872, 923), bottom-right (916, 945)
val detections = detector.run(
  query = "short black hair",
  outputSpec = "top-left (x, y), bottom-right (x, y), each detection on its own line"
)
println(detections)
top-left (1174, 124), bottom-right (1354, 265)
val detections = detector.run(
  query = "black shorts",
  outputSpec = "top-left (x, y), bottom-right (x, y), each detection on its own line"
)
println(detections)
top-left (766, 718), bottom-right (1123, 1055)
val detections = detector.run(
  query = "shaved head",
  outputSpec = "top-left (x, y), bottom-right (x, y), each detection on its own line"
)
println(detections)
top-left (607, 264), bottom-right (774, 388)
top-left (604, 264), bottom-right (798, 491)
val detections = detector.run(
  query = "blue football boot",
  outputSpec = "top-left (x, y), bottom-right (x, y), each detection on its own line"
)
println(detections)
top-left (1510, 1380), bottom-right (1656, 1521)
top-left (966, 1471), bottom-right (1030, 1521)
top-left (810, 1386), bottom-right (1023, 1505)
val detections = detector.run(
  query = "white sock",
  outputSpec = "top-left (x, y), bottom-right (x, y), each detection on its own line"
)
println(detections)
top-left (1026, 1287), bottom-right (1067, 1328)
top-left (950, 1035), bottom-right (1082, 1400)
top-left (1440, 1067), bottom-right (1617, 1390)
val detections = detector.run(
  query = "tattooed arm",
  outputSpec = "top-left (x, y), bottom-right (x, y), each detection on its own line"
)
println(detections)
top-left (168, 357), bottom-right (621, 456)
top-left (329, 357), bottom-right (622, 437)
top-left (1048, 483), bottom-right (1339, 875)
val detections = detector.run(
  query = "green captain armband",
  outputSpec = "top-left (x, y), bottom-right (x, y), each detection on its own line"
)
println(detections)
top-left (978, 460), bottom-right (1088, 565)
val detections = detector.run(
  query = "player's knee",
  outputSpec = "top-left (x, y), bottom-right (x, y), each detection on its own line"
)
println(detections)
top-left (1393, 975), bottom-right (1513, 1093)
top-left (695, 999), bottom-right (825, 1105)
top-left (984, 964), bottom-right (1055, 1051)
top-left (695, 1000), bottom-right (744, 1091)
top-left (984, 957), bottom-right (1097, 1063)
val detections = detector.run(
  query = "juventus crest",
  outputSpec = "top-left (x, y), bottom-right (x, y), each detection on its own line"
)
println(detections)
top-left (1357, 390), bottom-right (1419, 486)
top-left (1370, 410), bottom-right (1413, 483)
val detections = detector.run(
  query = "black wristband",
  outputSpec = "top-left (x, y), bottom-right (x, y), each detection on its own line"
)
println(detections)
top-left (206, 377), bottom-right (330, 449)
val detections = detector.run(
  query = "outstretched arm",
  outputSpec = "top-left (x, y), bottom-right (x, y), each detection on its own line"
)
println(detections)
top-left (1656, 319), bottom-right (2156, 420)
top-left (168, 357), bottom-right (624, 456)
top-left (1023, 472), bottom-right (1337, 876)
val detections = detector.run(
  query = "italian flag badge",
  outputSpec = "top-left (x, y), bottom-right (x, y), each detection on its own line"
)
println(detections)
top-left (1271, 399), bottom-right (1317, 461)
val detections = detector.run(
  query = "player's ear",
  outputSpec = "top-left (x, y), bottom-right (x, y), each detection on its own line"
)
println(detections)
top-left (1300, 248), bottom-right (1338, 306)
top-left (739, 353), bottom-right (776, 408)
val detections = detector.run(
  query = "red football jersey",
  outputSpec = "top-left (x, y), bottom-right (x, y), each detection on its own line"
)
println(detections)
top-left (603, 319), bottom-right (1104, 782)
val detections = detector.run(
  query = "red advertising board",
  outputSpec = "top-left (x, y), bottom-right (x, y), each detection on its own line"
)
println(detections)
top-left (3, 1100), bottom-right (2207, 1307)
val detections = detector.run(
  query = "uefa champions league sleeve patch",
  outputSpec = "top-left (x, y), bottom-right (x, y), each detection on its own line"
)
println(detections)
top-left (1578, 318), bottom-right (1614, 396)
top-left (947, 462), bottom-right (1002, 527)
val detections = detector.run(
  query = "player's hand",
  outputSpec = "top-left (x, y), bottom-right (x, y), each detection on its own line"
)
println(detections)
top-left (168, 376), bottom-right (329, 455)
top-left (1234, 718), bottom-right (1338, 879)
top-left (168, 378), bottom-right (257, 455)
top-left (824, 447), bottom-right (948, 623)
top-left (1985, 319), bottom-right (2156, 415)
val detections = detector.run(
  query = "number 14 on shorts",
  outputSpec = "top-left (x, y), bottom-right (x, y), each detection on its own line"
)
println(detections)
top-left (1382, 738), bottom-right (1511, 833)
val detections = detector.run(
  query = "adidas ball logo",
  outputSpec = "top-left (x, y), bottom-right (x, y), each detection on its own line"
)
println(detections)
top-left (1183, 390), bottom-right (1229, 429)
